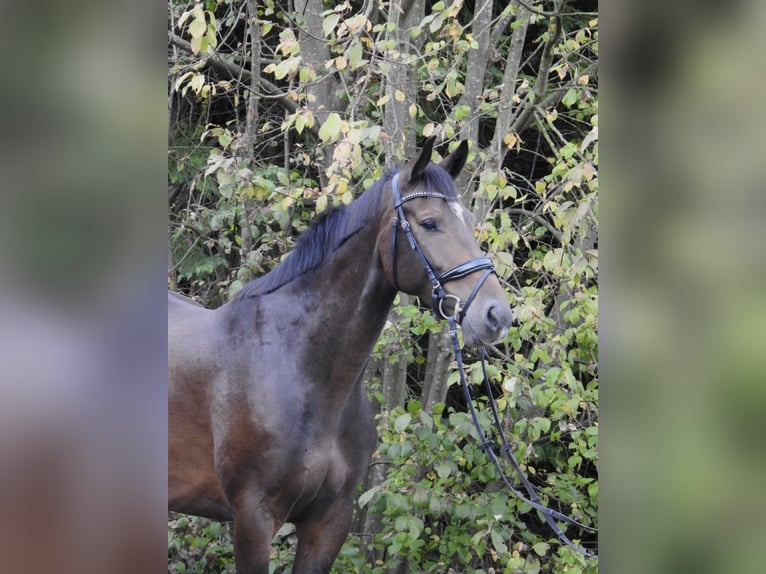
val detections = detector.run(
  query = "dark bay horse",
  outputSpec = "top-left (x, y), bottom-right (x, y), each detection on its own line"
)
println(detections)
top-left (168, 138), bottom-right (513, 573)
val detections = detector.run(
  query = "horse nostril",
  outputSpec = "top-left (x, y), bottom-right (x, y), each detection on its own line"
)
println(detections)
top-left (486, 305), bottom-right (499, 329)
top-left (486, 303), bottom-right (513, 330)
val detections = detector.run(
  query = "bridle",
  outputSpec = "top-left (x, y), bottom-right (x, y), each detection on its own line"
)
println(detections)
top-left (390, 173), bottom-right (496, 323)
top-left (389, 172), bottom-right (597, 557)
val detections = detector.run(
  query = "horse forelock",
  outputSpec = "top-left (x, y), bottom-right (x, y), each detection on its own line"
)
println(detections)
top-left (417, 163), bottom-right (459, 200)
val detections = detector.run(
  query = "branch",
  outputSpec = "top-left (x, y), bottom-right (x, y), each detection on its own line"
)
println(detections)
top-left (168, 33), bottom-right (319, 138)
top-left (509, 7), bottom-right (562, 135)
top-left (507, 207), bottom-right (563, 243)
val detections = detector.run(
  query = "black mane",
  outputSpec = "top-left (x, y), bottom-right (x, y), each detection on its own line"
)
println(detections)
top-left (233, 164), bottom-right (458, 299)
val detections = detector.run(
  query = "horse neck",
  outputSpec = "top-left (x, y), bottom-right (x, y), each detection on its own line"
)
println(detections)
top-left (293, 220), bottom-right (396, 386)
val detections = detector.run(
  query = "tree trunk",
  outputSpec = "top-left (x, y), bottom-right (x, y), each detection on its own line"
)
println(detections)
top-left (421, 324), bottom-right (453, 413)
top-left (453, 0), bottom-right (494, 196)
top-left (295, 0), bottom-right (343, 177)
top-left (383, 0), bottom-right (426, 161)
top-left (237, 0), bottom-right (261, 284)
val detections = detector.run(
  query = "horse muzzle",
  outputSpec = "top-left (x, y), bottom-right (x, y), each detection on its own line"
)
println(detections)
top-left (461, 298), bottom-right (513, 347)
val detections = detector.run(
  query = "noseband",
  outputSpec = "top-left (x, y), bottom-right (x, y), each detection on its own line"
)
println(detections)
top-left (390, 173), bottom-right (496, 323)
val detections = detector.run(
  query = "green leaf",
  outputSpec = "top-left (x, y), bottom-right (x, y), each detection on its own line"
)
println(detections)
top-left (189, 18), bottom-right (206, 39)
top-left (490, 529), bottom-right (508, 554)
top-left (562, 88), bottom-right (579, 107)
top-left (358, 485), bottom-right (380, 508)
top-left (322, 13), bottom-right (340, 37)
top-left (532, 541), bottom-right (550, 556)
top-left (318, 112), bottom-right (342, 143)
top-left (435, 462), bottom-right (451, 479)
top-left (407, 516), bottom-right (423, 538)
top-left (272, 56), bottom-right (301, 80)
top-left (394, 412), bottom-right (412, 432)
top-left (394, 515), bottom-right (408, 532)
top-left (454, 105), bottom-right (471, 121)
top-left (348, 40), bottom-right (363, 69)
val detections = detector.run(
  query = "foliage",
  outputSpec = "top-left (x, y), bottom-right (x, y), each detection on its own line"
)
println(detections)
top-left (168, 514), bottom-right (234, 573)
top-left (168, 0), bottom-right (598, 570)
top-left (349, 400), bottom-right (596, 573)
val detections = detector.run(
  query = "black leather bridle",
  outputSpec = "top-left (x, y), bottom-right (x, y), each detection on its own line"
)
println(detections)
top-left (390, 173), bottom-right (496, 323)
top-left (389, 172), bottom-right (597, 557)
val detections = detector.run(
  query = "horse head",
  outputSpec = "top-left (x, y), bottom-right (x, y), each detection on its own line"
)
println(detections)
top-left (379, 138), bottom-right (513, 347)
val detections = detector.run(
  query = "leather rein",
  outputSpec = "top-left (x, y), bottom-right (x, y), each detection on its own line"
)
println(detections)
top-left (389, 173), bottom-right (596, 557)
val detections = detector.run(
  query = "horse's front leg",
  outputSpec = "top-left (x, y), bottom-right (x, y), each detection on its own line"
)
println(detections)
top-left (292, 496), bottom-right (354, 574)
top-left (231, 489), bottom-right (276, 574)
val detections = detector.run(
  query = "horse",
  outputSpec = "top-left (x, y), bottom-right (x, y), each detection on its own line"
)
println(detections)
top-left (168, 137), bottom-right (514, 573)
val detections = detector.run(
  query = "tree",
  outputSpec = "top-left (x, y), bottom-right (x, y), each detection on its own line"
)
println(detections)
top-left (168, 0), bottom-right (598, 571)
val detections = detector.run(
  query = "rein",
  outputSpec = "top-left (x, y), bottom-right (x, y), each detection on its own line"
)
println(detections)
top-left (390, 173), bottom-right (596, 558)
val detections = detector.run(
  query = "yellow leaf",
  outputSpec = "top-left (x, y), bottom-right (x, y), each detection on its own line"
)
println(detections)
top-left (409, 104), bottom-right (418, 118)
top-left (333, 140), bottom-right (352, 165)
top-left (335, 56), bottom-right (347, 70)
top-left (423, 123), bottom-right (435, 137)
top-left (376, 94), bottom-right (390, 107)
top-left (316, 194), bottom-right (328, 213)
top-left (394, 89), bottom-right (405, 102)
top-left (578, 74), bottom-right (590, 85)
top-left (503, 133), bottom-right (517, 148)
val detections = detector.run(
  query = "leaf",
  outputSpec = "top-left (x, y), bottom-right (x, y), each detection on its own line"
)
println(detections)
top-left (435, 462), bottom-right (451, 479)
top-left (206, 22), bottom-right (218, 49)
top-left (532, 542), bottom-right (549, 556)
top-left (503, 132), bottom-right (518, 149)
top-left (322, 13), bottom-right (340, 37)
top-left (562, 88), bottom-right (578, 108)
top-left (348, 40), bottom-right (364, 68)
top-left (454, 105), bottom-right (470, 121)
top-left (357, 485), bottom-right (380, 508)
top-left (394, 89), bottom-right (405, 102)
top-left (407, 516), bottom-right (423, 538)
top-left (294, 114), bottom-right (305, 134)
top-left (394, 412), bottom-right (412, 432)
top-left (272, 56), bottom-right (301, 80)
top-left (189, 74), bottom-right (205, 94)
top-left (318, 112), bottom-right (342, 143)
top-left (316, 194), bottom-right (328, 213)
top-left (422, 123), bottom-right (435, 137)
top-left (490, 530), bottom-right (508, 555)
top-left (189, 18), bottom-right (206, 39)
top-left (190, 35), bottom-right (202, 55)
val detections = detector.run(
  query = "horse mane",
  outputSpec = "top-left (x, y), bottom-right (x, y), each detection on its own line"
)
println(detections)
top-left (232, 164), bottom-right (458, 299)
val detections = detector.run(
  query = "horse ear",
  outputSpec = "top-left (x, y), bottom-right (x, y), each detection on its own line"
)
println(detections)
top-left (407, 136), bottom-right (436, 184)
top-left (439, 140), bottom-right (469, 178)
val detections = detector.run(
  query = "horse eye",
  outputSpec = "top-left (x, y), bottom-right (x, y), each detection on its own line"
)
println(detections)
top-left (420, 219), bottom-right (439, 231)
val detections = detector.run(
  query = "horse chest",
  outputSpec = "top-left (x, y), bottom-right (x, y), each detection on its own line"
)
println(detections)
top-left (276, 437), bottom-right (353, 518)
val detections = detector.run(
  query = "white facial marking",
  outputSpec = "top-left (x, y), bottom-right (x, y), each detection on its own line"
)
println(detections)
top-left (448, 201), bottom-right (467, 226)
